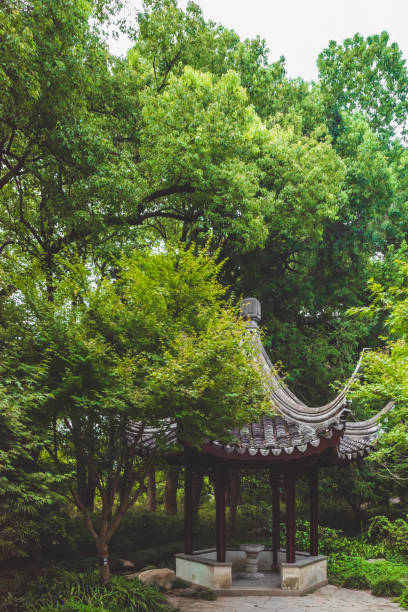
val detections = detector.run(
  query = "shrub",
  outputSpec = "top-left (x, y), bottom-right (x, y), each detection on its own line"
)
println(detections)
top-left (125, 541), bottom-right (181, 571)
top-left (199, 589), bottom-right (216, 601)
top-left (64, 543), bottom-right (182, 575)
top-left (278, 520), bottom-right (385, 559)
top-left (37, 510), bottom-right (83, 560)
top-left (190, 588), bottom-right (216, 601)
top-left (328, 553), bottom-right (408, 591)
top-left (343, 573), bottom-right (371, 590)
top-left (368, 515), bottom-right (408, 558)
top-left (0, 569), bottom-right (168, 612)
top-left (110, 510), bottom-right (184, 554)
top-left (399, 588), bottom-right (408, 609)
top-left (59, 604), bottom-right (107, 612)
top-left (171, 577), bottom-right (189, 589)
top-left (0, 593), bottom-right (25, 612)
top-left (372, 578), bottom-right (405, 598)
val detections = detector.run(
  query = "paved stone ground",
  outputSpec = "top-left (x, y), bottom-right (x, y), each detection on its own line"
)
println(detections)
top-left (168, 585), bottom-right (403, 611)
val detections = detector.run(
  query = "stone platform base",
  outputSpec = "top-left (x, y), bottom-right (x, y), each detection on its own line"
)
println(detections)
top-left (216, 578), bottom-right (328, 597)
top-left (175, 548), bottom-right (328, 596)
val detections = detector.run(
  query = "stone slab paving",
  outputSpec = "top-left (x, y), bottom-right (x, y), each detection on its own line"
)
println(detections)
top-left (168, 585), bottom-right (403, 611)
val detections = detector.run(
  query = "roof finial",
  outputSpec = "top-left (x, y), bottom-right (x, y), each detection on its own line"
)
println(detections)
top-left (240, 297), bottom-right (261, 330)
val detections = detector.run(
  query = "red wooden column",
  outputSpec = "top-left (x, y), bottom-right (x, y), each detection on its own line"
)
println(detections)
top-left (215, 461), bottom-right (226, 562)
top-left (271, 475), bottom-right (281, 567)
top-left (310, 467), bottom-right (319, 557)
top-left (285, 468), bottom-right (296, 563)
top-left (184, 449), bottom-right (193, 555)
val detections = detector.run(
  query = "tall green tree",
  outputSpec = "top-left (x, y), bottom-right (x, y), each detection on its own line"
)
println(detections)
top-left (0, 0), bottom-right (277, 275)
top-left (350, 257), bottom-right (408, 481)
top-left (0, 384), bottom-right (65, 561)
top-left (1, 245), bottom-right (270, 579)
top-left (318, 32), bottom-right (408, 140)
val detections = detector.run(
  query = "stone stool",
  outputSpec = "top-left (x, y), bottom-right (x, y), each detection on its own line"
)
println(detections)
top-left (237, 544), bottom-right (265, 579)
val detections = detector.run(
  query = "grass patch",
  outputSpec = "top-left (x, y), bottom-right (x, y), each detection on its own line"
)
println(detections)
top-left (328, 552), bottom-right (408, 603)
top-left (399, 588), bottom-right (408, 609)
top-left (329, 554), bottom-right (408, 584)
top-left (372, 578), bottom-right (405, 598)
top-left (343, 573), bottom-right (371, 590)
top-left (0, 568), bottom-right (169, 612)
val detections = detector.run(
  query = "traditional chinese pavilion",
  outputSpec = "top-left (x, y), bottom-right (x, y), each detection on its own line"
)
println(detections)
top-left (129, 298), bottom-right (393, 595)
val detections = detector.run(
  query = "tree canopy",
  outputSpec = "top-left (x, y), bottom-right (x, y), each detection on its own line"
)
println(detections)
top-left (0, 243), bottom-right (270, 576)
top-left (350, 258), bottom-right (408, 481)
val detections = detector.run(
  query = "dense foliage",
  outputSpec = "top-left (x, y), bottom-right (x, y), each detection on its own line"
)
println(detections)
top-left (2, 0), bottom-right (407, 402)
top-left (0, 244), bottom-right (269, 579)
top-left (0, 569), bottom-right (168, 612)
top-left (350, 258), bottom-right (408, 480)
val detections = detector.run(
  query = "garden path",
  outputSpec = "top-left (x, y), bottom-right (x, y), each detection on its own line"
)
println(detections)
top-left (168, 584), bottom-right (403, 611)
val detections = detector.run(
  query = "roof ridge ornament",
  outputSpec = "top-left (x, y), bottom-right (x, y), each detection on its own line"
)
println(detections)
top-left (240, 297), bottom-right (261, 331)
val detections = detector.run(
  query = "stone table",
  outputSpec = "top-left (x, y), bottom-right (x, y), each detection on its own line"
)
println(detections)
top-left (237, 544), bottom-right (265, 580)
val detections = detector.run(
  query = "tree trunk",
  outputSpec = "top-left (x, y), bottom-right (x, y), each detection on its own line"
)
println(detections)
top-left (146, 467), bottom-right (157, 512)
top-left (192, 472), bottom-right (203, 518)
top-left (164, 466), bottom-right (179, 514)
top-left (96, 539), bottom-right (110, 582)
top-left (87, 470), bottom-right (97, 514)
top-left (228, 468), bottom-right (241, 535)
top-left (350, 501), bottom-right (367, 525)
top-left (43, 251), bottom-right (55, 302)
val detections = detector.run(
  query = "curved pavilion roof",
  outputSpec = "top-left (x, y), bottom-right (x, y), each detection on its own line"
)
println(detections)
top-left (127, 298), bottom-right (393, 465)
top-left (338, 401), bottom-right (394, 461)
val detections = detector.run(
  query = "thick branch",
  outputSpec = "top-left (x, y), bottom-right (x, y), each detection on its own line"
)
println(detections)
top-left (50, 184), bottom-right (196, 252)
top-left (142, 183), bottom-right (194, 205)
top-left (6, 129), bottom-right (15, 155)
top-left (105, 453), bottom-right (155, 543)
top-left (72, 489), bottom-right (99, 542)
top-left (0, 159), bottom-right (25, 189)
top-left (105, 184), bottom-right (195, 227)
top-left (0, 146), bottom-right (32, 189)
top-left (157, 48), bottom-right (183, 93)
top-left (17, 177), bottom-right (46, 248)
top-left (65, 418), bottom-right (107, 500)
top-left (0, 240), bottom-right (13, 256)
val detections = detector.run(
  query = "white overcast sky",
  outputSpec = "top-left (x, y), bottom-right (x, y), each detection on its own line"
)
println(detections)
top-left (109, 0), bottom-right (408, 81)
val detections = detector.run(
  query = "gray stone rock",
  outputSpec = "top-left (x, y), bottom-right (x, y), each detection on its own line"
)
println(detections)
top-left (137, 568), bottom-right (175, 590)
